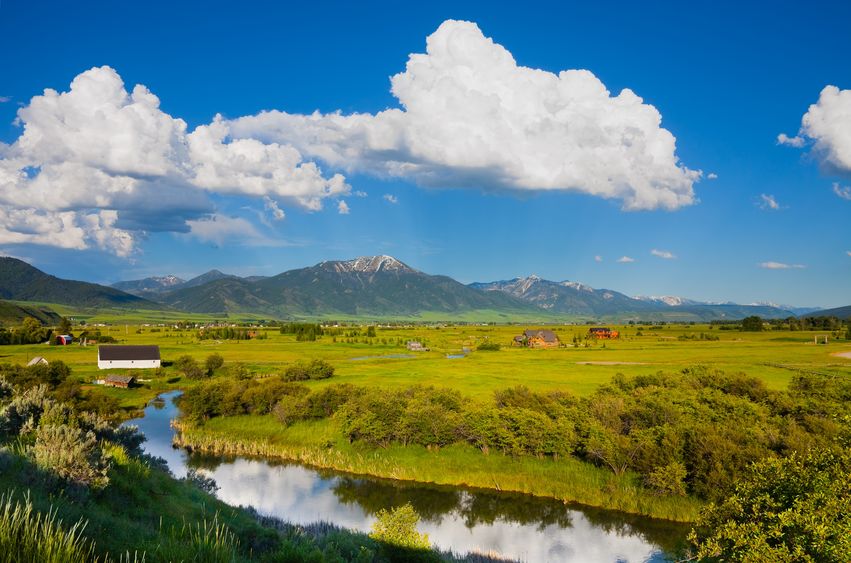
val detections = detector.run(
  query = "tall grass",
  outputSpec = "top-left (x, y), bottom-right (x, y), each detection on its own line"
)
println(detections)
top-left (152, 515), bottom-right (239, 563)
top-left (0, 491), bottom-right (95, 563)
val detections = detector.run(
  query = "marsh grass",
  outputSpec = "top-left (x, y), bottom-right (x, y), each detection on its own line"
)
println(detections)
top-left (174, 417), bottom-right (702, 522)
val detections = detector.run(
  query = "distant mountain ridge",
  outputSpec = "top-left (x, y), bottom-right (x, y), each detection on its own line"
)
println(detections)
top-left (471, 275), bottom-right (800, 321)
top-left (0, 257), bottom-right (160, 310)
top-left (162, 255), bottom-right (535, 318)
top-left (7, 255), bottom-right (826, 321)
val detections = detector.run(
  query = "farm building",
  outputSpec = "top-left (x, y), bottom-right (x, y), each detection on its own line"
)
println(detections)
top-left (588, 327), bottom-right (619, 339)
top-left (103, 375), bottom-right (135, 388)
top-left (406, 341), bottom-right (430, 351)
top-left (56, 334), bottom-right (73, 345)
top-left (97, 345), bottom-right (161, 370)
top-left (26, 356), bottom-right (48, 367)
top-left (518, 329), bottom-right (560, 348)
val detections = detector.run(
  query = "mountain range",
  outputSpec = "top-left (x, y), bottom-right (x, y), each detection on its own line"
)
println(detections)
top-left (0, 255), bottom-right (841, 322)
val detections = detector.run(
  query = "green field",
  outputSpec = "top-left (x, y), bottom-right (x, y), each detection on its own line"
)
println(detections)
top-left (3, 321), bottom-right (849, 521)
top-left (3, 322), bottom-right (848, 407)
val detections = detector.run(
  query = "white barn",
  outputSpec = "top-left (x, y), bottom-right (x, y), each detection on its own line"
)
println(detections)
top-left (97, 345), bottom-right (161, 370)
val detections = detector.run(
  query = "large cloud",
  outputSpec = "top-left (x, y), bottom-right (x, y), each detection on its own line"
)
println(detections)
top-left (779, 85), bottom-right (851, 174)
top-left (0, 67), bottom-right (348, 256)
top-left (1, 20), bottom-right (700, 257)
top-left (230, 20), bottom-right (699, 210)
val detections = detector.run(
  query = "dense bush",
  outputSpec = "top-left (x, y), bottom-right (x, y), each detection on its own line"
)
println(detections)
top-left (476, 341), bottom-right (501, 351)
top-left (282, 359), bottom-right (334, 381)
top-left (32, 425), bottom-right (109, 489)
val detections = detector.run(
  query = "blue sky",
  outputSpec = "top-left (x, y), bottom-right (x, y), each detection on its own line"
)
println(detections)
top-left (0, 0), bottom-right (849, 307)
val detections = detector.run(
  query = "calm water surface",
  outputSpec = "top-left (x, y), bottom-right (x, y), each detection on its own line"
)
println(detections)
top-left (127, 391), bottom-right (688, 562)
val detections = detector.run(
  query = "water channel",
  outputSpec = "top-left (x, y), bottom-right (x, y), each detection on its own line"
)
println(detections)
top-left (127, 391), bottom-right (688, 562)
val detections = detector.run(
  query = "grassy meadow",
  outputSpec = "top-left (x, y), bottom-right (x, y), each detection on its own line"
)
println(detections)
top-left (2, 321), bottom-right (848, 409)
top-left (2, 320), bottom-right (849, 521)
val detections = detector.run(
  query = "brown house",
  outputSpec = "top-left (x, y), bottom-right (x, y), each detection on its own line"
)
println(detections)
top-left (103, 375), bottom-right (135, 388)
top-left (520, 329), bottom-right (560, 348)
top-left (589, 327), bottom-right (619, 339)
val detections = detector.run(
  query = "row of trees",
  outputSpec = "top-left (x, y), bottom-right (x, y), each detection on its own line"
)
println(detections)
top-left (179, 365), bottom-right (850, 503)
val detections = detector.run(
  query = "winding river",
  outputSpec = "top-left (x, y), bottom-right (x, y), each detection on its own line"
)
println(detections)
top-left (127, 391), bottom-right (688, 562)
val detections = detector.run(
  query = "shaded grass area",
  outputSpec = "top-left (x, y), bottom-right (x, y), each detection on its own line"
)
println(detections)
top-left (0, 446), bottom-right (512, 562)
top-left (175, 415), bottom-right (702, 522)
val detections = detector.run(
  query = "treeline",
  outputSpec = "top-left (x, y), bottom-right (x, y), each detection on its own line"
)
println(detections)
top-left (179, 366), bottom-right (850, 502)
top-left (0, 362), bottom-right (120, 417)
top-left (198, 327), bottom-right (253, 340)
top-left (279, 323), bottom-right (324, 341)
top-left (0, 318), bottom-right (52, 345)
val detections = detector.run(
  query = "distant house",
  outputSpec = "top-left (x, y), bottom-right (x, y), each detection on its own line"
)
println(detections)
top-left (103, 375), bottom-right (135, 388)
top-left (406, 341), bottom-right (430, 352)
top-left (589, 327), bottom-right (619, 339)
top-left (27, 356), bottom-right (48, 367)
top-left (520, 329), bottom-right (560, 348)
top-left (57, 335), bottom-right (73, 345)
top-left (97, 345), bottom-right (161, 370)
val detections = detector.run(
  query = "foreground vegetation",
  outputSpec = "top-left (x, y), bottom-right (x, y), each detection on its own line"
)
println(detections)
top-left (0, 364), bottom-right (515, 562)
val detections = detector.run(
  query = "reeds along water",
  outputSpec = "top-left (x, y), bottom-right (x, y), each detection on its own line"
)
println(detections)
top-left (172, 424), bottom-right (701, 523)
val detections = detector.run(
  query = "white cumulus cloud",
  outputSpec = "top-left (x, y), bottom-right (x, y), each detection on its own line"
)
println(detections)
top-left (594, 255), bottom-right (603, 262)
top-left (0, 66), bottom-right (348, 256)
top-left (777, 133), bottom-right (805, 148)
top-left (337, 200), bottom-right (350, 214)
top-left (383, 194), bottom-right (399, 204)
top-left (707, 172), bottom-right (718, 180)
top-left (781, 86), bottom-right (851, 173)
top-left (230, 20), bottom-right (699, 211)
top-left (617, 256), bottom-right (635, 263)
top-left (650, 249), bottom-right (676, 259)
top-left (263, 196), bottom-right (286, 221)
top-left (759, 261), bottom-right (805, 270)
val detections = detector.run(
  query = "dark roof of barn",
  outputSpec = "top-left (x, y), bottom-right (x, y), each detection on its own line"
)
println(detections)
top-left (105, 375), bottom-right (135, 384)
top-left (98, 345), bottom-right (160, 361)
top-left (523, 329), bottom-right (558, 342)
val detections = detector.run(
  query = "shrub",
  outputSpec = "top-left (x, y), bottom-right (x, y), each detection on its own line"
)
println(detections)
top-left (283, 359), bottom-right (334, 381)
top-left (205, 354), bottom-right (224, 374)
top-left (476, 341), bottom-right (501, 351)
top-left (32, 425), bottom-right (109, 489)
top-left (369, 503), bottom-right (431, 550)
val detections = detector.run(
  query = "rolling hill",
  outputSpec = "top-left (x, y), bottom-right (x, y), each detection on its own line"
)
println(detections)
top-left (0, 300), bottom-right (62, 326)
top-left (0, 257), bottom-right (162, 310)
top-left (803, 305), bottom-right (851, 320)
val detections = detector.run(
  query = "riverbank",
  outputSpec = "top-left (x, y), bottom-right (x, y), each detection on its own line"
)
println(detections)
top-left (173, 415), bottom-right (703, 523)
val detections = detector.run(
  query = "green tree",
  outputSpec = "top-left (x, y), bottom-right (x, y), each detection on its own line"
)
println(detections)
top-left (57, 317), bottom-right (72, 335)
top-left (741, 316), bottom-right (764, 331)
top-left (205, 353), bottom-right (224, 374)
top-left (689, 449), bottom-right (851, 561)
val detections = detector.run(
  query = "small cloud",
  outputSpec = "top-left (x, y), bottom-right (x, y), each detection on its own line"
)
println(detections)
top-left (777, 133), bottom-right (805, 147)
top-left (0, 96), bottom-right (10, 103)
top-left (185, 214), bottom-right (291, 247)
top-left (337, 200), bottom-right (350, 215)
top-left (383, 194), bottom-right (399, 204)
top-left (758, 193), bottom-right (781, 211)
top-left (262, 196), bottom-right (285, 221)
top-left (354, 190), bottom-right (368, 198)
top-left (833, 183), bottom-right (851, 201)
top-left (846, 250), bottom-right (851, 257)
top-left (706, 173), bottom-right (718, 180)
top-left (759, 261), bottom-right (805, 270)
top-left (594, 255), bottom-right (603, 262)
top-left (650, 249), bottom-right (676, 260)
top-left (617, 256), bottom-right (635, 263)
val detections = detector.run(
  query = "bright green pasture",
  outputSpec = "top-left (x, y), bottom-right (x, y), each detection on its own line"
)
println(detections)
top-left (2, 322), bottom-right (849, 410)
